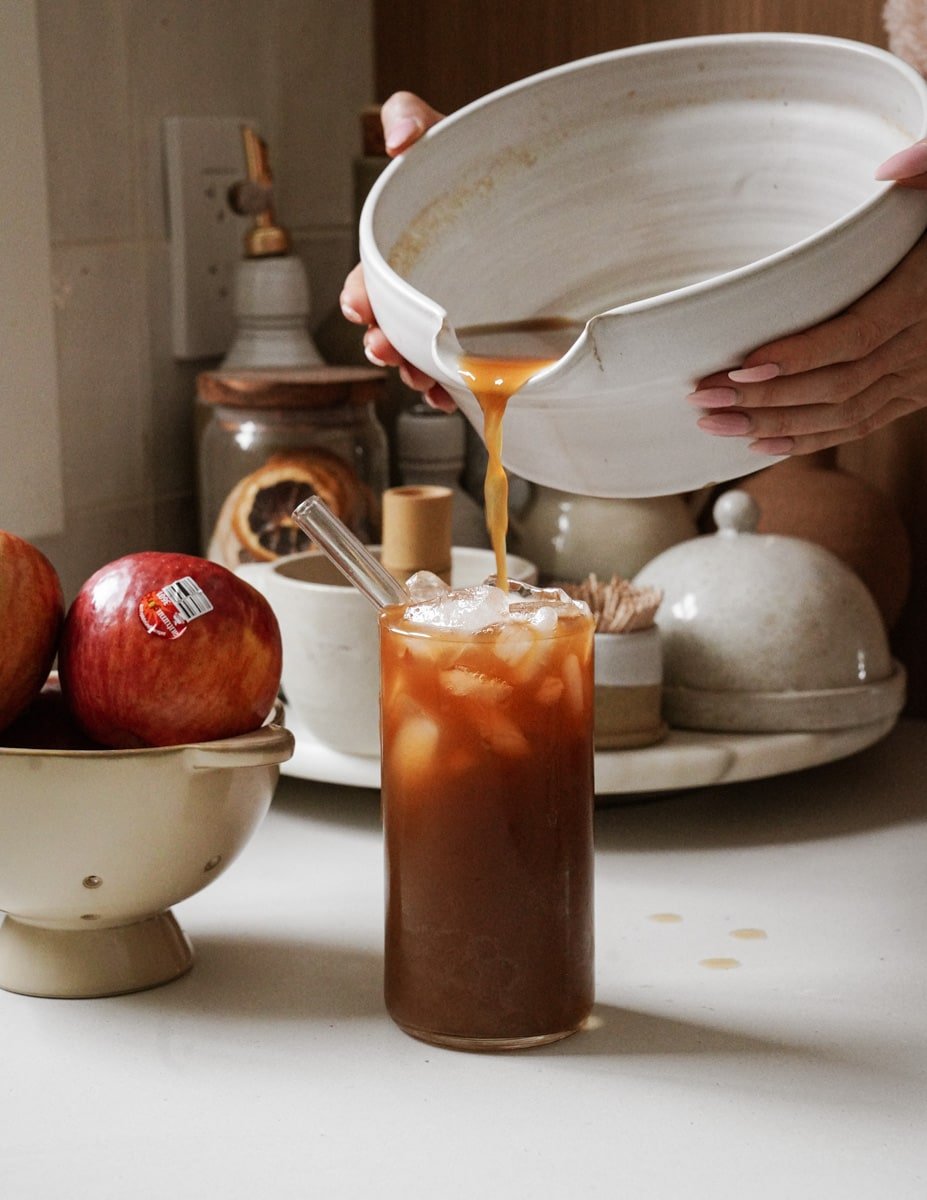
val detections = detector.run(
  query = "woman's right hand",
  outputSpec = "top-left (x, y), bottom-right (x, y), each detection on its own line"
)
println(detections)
top-left (340, 92), bottom-right (457, 411)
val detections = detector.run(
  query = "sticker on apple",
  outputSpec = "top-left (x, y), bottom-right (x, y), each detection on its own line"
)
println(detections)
top-left (138, 576), bottom-right (214, 639)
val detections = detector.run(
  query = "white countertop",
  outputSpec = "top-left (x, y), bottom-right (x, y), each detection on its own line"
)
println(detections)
top-left (3, 721), bottom-right (926, 1199)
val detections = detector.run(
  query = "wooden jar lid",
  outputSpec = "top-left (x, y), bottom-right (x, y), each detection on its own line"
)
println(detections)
top-left (197, 365), bottom-right (386, 410)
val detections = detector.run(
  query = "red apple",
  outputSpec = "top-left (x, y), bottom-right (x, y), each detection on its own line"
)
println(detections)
top-left (0, 673), bottom-right (102, 750)
top-left (59, 551), bottom-right (282, 748)
top-left (0, 530), bottom-right (65, 732)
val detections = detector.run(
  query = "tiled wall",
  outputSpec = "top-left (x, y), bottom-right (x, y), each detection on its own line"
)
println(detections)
top-left (32, 0), bottom-right (375, 601)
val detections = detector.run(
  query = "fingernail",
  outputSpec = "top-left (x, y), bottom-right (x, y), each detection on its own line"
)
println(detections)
top-left (749, 437), bottom-right (794, 456)
top-left (364, 343), bottom-right (388, 367)
top-left (339, 294), bottom-right (362, 322)
top-left (385, 117), bottom-right (423, 153)
top-left (728, 362), bottom-right (780, 384)
top-left (875, 140), bottom-right (927, 181)
top-left (697, 411), bottom-right (753, 436)
top-left (425, 386), bottom-right (457, 413)
top-left (686, 387), bottom-right (739, 408)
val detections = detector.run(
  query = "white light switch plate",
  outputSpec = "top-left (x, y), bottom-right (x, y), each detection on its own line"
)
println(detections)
top-left (163, 116), bottom-right (254, 360)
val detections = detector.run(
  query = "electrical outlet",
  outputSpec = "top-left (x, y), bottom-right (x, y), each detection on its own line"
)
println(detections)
top-left (163, 116), bottom-right (254, 360)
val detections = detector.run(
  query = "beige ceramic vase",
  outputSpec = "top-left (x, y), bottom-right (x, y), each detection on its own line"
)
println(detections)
top-left (512, 487), bottom-right (697, 584)
top-left (735, 451), bottom-right (912, 630)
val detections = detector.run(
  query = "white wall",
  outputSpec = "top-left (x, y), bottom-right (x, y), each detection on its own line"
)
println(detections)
top-left (12, 0), bottom-right (374, 599)
top-left (0, 2), bottom-right (63, 540)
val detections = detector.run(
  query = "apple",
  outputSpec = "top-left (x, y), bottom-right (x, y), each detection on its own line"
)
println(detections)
top-left (59, 551), bottom-right (282, 748)
top-left (0, 530), bottom-right (65, 732)
top-left (0, 673), bottom-right (101, 750)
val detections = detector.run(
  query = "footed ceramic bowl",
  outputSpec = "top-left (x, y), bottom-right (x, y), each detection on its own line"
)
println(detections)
top-left (0, 704), bottom-right (293, 998)
top-left (361, 34), bottom-right (927, 497)
top-left (633, 492), bottom-right (906, 732)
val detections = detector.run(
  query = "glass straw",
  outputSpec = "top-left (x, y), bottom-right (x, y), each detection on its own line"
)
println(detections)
top-left (292, 496), bottom-right (410, 611)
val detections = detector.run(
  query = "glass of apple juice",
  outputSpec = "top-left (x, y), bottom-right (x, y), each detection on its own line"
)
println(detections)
top-left (378, 576), bottom-right (595, 1051)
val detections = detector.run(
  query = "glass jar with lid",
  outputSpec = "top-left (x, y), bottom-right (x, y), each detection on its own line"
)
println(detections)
top-left (196, 366), bottom-right (389, 569)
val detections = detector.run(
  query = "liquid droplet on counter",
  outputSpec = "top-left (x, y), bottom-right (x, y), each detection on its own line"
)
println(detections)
top-left (730, 928), bottom-right (767, 940)
top-left (699, 957), bottom-right (741, 970)
top-left (648, 913), bottom-right (683, 924)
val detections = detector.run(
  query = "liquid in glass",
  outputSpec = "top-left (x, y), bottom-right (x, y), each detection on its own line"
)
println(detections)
top-left (379, 580), bottom-right (595, 1051)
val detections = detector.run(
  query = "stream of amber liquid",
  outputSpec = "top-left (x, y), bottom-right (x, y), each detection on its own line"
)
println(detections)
top-left (456, 319), bottom-right (580, 591)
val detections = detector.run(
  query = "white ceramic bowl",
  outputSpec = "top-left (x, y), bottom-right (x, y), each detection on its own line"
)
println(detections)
top-left (361, 34), bottom-right (927, 498)
top-left (238, 546), bottom-right (537, 757)
top-left (633, 492), bottom-right (906, 732)
top-left (0, 705), bottom-right (293, 998)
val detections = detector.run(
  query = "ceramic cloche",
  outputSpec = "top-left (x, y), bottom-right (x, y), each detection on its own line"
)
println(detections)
top-left (632, 490), bottom-right (906, 732)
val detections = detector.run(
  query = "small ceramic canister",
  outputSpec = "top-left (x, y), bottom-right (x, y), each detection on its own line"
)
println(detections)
top-left (561, 575), bottom-right (666, 750)
top-left (594, 628), bottom-right (666, 750)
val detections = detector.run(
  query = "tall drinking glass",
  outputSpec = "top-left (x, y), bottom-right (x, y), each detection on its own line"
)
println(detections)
top-left (378, 582), bottom-right (595, 1051)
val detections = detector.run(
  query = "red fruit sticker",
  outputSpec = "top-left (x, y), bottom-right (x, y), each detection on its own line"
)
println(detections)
top-left (138, 576), bottom-right (214, 639)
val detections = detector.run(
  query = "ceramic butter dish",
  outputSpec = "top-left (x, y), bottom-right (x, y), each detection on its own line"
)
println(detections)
top-left (633, 491), bottom-right (906, 733)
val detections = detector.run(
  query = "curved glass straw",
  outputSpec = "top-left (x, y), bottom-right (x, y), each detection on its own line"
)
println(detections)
top-left (292, 496), bottom-right (409, 610)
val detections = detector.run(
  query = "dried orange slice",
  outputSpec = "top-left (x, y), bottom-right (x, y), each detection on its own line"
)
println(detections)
top-left (210, 451), bottom-right (370, 566)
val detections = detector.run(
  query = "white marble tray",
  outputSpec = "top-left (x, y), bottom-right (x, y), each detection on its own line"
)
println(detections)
top-left (281, 708), bottom-right (897, 800)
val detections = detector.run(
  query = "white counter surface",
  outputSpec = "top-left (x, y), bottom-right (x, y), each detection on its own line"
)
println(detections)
top-left (2, 721), bottom-right (926, 1199)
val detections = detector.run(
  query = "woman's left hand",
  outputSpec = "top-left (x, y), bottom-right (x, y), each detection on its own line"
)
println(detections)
top-left (688, 142), bottom-right (927, 456)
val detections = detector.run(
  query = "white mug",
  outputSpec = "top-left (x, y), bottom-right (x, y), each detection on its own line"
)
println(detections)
top-left (238, 548), bottom-right (537, 757)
